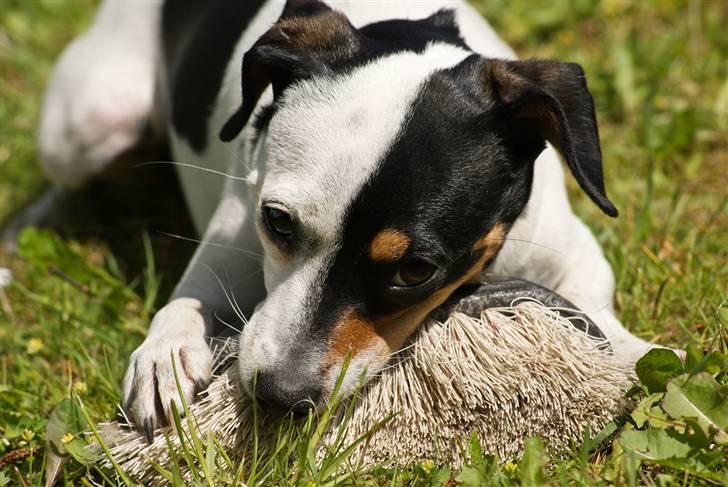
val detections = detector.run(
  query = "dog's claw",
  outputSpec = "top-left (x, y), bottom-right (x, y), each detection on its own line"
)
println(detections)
top-left (144, 418), bottom-right (155, 444)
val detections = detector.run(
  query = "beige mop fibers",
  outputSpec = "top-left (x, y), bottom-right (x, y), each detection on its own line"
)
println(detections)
top-left (99, 301), bottom-right (633, 483)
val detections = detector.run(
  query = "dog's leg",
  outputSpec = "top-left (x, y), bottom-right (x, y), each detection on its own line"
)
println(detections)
top-left (518, 210), bottom-right (657, 364)
top-left (122, 178), bottom-right (266, 437)
top-left (494, 149), bottom-right (659, 364)
top-left (38, 0), bottom-right (163, 188)
top-left (548, 220), bottom-right (658, 364)
top-left (2, 1), bottom-right (164, 251)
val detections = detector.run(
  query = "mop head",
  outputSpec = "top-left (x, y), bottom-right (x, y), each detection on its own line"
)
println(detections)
top-left (99, 301), bottom-right (633, 482)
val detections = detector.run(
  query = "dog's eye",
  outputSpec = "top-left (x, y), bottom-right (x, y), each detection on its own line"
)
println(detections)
top-left (392, 258), bottom-right (437, 287)
top-left (263, 206), bottom-right (294, 240)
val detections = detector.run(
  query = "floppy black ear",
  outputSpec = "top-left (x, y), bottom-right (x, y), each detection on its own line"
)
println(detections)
top-left (480, 58), bottom-right (618, 217)
top-left (219, 0), bottom-right (360, 142)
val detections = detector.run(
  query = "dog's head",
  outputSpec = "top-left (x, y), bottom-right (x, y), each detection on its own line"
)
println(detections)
top-left (221, 0), bottom-right (617, 414)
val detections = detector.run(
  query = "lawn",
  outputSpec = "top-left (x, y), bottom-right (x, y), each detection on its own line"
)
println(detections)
top-left (1, 0), bottom-right (726, 485)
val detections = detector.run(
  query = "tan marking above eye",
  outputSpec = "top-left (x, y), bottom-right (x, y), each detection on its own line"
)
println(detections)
top-left (368, 229), bottom-right (410, 263)
top-left (472, 222), bottom-right (507, 266)
top-left (373, 241), bottom-right (496, 351)
top-left (289, 227), bottom-right (512, 368)
top-left (325, 225), bottom-right (507, 367)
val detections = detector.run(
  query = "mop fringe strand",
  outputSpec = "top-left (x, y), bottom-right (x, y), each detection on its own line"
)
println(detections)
top-left (98, 301), bottom-right (633, 483)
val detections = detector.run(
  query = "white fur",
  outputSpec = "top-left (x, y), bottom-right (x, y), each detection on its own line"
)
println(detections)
top-left (37, 0), bottom-right (656, 427)
top-left (38, 0), bottom-right (161, 188)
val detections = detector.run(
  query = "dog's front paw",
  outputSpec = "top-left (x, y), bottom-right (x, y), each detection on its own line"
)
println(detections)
top-left (121, 300), bottom-right (212, 440)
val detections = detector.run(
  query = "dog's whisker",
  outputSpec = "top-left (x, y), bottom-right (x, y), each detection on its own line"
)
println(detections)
top-left (220, 140), bottom-right (254, 173)
top-left (214, 312), bottom-right (243, 334)
top-left (157, 231), bottom-right (263, 260)
top-left (221, 266), bottom-right (246, 324)
top-left (499, 237), bottom-right (568, 257)
top-left (203, 265), bottom-right (249, 325)
top-left (223, 267), bottom-right (250, 327)
top-left (135, 160), bottom-right (249, 182)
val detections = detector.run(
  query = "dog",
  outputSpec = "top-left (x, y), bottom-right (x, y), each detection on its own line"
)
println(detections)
top-left (17, 0), bottom-right (659, 437)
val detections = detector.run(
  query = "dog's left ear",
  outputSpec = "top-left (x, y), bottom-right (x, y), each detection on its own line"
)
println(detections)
top-left (220, 0), bottom-right (360, 142)
top-left (478, 57), bottom-right (618, 217)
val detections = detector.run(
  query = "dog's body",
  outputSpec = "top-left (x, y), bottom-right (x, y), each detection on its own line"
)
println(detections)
top-left (27, 0), bottom-right (657, 432)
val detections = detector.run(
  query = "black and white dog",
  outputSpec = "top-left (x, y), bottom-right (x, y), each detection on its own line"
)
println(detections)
top-left (28, 0), bottom-right (657, 435)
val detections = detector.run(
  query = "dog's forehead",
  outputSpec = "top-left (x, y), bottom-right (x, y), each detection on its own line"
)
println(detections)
top-left (260, 43), bottom-right (470, 241)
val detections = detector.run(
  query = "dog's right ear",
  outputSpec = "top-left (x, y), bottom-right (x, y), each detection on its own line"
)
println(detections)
top-left (220, 0), bottom-right (360, 142)
top-left (451, 56), bottom-right (618, 217)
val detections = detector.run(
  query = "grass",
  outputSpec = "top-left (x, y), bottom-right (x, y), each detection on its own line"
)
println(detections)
top-left (0, 0), bottom-right (726, 485)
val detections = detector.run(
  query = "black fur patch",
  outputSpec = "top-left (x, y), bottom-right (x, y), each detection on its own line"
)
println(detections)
top-left (161, 0), bottom-right (267, 152)
top-left (306, 54), bottom-right (614, 335)
top-left (224, 6), bottom-right (471, 142)
top-left (359, 9), bottom-right (468, 52)
top-left (306, 63), bottom-right (533, 332)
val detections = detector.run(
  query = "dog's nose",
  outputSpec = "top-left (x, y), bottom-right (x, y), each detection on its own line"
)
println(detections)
top-left (253, 371), bottom-right (320, 417)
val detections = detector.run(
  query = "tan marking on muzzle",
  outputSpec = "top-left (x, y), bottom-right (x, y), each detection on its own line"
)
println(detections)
top-left (326, 223), bottom-right (507, 366)
top-left (325, 311), bottom-right (389, 367)
top-left (368, 229), bottom-right (410, 263)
